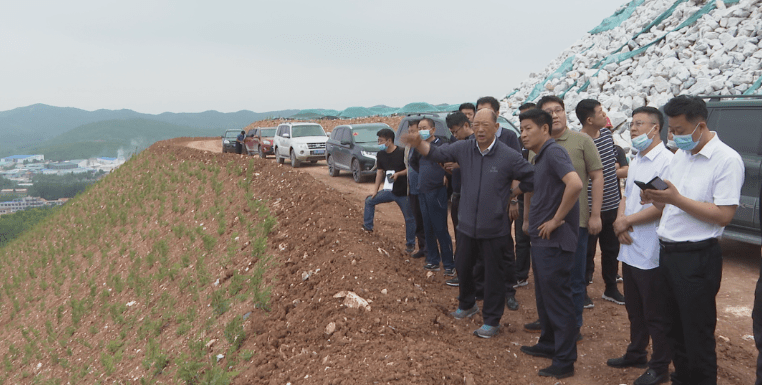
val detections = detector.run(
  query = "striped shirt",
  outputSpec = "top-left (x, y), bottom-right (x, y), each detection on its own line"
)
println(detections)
top-left (587, 128), bottom-right (620, 212)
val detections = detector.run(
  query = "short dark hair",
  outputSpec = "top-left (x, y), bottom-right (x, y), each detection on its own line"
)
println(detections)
top-left (662, 95), bottom-right (708, 123)
top-left (518, 102), bottom-right (536, 112)
top-left (419, 117), bottom-right (436, 130)
top-left (632, 106), bottom-right (664, 131)
top-left (519, 109), bottom-right (553, 134)
top-left (476, 96), bottom-right (500, 113)
top-left (446, 111), bottom-right (469, 129)
top-left (407, 119), bottom-right (420, 127)
top-left (241, 130), bottom-right (246, 134)
top-left (377, 128), bottom-right (395, 141)
top-left (458, 103), bottom-right (476, 113)
top-left (575, 99), bottom-right (601, 125)
top-left (536, 95), bottom-right (565, 111)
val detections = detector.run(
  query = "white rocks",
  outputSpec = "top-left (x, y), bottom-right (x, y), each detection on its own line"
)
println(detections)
top-left (334, 291), bottom-right (371, 311)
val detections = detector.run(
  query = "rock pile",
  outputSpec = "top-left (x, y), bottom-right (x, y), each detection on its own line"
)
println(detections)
top-left (502, 0), bottom-right (762, 132)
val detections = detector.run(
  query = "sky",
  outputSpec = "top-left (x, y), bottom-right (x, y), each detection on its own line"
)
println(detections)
top-left (0, 0), bottom-right (625, 114)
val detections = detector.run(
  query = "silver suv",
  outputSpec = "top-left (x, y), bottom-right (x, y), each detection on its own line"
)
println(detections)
top-left (273, 122), bottom-right (329, 168)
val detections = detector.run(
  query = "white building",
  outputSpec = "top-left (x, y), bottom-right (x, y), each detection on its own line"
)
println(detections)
top-left (1, 155), bottom-right (44, 163)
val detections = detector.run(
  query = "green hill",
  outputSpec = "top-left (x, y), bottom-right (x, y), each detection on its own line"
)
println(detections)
top-left (28, 118), bottom-right (213, 161)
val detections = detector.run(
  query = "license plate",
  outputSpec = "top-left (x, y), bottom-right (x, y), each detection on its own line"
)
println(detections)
top-left (313, 150), bottom-right (325, 155)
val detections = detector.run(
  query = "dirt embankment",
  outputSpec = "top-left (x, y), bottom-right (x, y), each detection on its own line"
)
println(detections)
top-left (187, 135), bottom-right (758, 385)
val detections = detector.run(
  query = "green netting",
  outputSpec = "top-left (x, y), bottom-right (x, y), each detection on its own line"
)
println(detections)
top-left (525, 55), bottom-right (577, 102)
top-left (744, 75), bottom-right (762, 95)
top-left (291, 109), bottom-right (340, 120)
top-left (337, 107), bottom-right (375, 118)
top-left (395, 102), bottom-right (439, 114)
top-left (368, 106), bottom-right (399, 116)
top-left (589, 0), bottom-right (645, 34)
top-left (577, 0), bottom-right (741, 93)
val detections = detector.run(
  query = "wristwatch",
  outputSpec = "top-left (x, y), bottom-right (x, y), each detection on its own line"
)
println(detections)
top-left (510, 199), bottom-right (519, 204)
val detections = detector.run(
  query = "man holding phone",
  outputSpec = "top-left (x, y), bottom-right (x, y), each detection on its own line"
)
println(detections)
top-left (641, 96), bottom-right (744, 384)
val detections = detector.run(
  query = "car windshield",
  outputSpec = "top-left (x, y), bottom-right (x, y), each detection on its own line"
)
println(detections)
top-left (260, 128), bottom-right (276, 137)
top-left (225, 132), bottom-right (239, 139)
top-left (352, 127), bottom-right (382, 143)
top-left (292, 124), bottom-right (325, 137)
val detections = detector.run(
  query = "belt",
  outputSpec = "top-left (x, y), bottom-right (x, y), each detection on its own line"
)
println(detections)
top-left (659, 238), bottom-right (718, 253)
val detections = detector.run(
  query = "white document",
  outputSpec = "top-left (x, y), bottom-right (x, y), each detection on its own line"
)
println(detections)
top-left (382, 170), bottom-right (394, 191)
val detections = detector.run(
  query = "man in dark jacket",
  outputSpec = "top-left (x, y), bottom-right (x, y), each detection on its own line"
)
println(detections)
top-left (404, 108), bottom-right (534, 339)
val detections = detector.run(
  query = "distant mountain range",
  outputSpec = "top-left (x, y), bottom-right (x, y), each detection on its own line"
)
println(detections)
top-left (0, 104), bottom-right (299, 158)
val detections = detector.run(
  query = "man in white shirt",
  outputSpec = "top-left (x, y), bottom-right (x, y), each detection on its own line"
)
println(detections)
top-left (609, 107), bottom-right (674, 385)
top-left (642, 95), bottom-right (744, 385)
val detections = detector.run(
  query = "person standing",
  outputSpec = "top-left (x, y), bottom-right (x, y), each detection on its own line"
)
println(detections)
top-left (236, 130), bottom-right (246, 155)
top-left (642, 95), bottom-right (744, 385)
top-left (576, 99), bottom-right (625, 306)
top-left (363, 128), bottom-right (416, 254)
top-left (518, 108), bottom-right (582, 379)
top-left (459, 102), bottom-right (476, 122)
top-left (609, 106), bottom-right (674, 385)
top-left (530, 95), bottom-right (603, 332)
top-left (514, 102), bottom-right (536, 289)
top-left (405, 108), bottom-right (534, 338)
top-left (405, 120), bottom-right (427, 259)
top-left (409, 118), bottom-right (454, 274)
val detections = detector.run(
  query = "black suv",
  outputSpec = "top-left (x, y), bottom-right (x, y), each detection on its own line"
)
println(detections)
top-left (326, 123), bottom-right (389, 183)
top-left (659, 95), bottom-right (762, 244)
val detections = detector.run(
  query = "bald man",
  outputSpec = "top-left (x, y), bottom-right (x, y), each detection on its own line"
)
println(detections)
top-left (404, 108), bottom-right (534, 339)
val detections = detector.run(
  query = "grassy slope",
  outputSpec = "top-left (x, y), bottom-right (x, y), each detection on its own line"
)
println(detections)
top-left (0, 142), bottom-right (275, 383)
top-left (28, 119), bottom-right (213, 161)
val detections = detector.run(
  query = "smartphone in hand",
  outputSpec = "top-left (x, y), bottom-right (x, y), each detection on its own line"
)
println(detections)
top-left (634, 176), bottom-right (668, 191)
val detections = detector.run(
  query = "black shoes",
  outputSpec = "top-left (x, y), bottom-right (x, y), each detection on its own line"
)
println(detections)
top-left (411, 250), bottom-right (426, 259)
top-left (602, 288), bottom-right (626, 305)
top-left (524, 319), bottom-right (541, 333)
top-left (361, 224), bottom-right (373, 232)
top-left (520, 344), bottom-right (554, 359)
top-left (634, 368), bottom-right (669, 385)
top-left (506, 295), bottom-right (519, 311)
top-left (445, 277), bottom-right (459, 287)
top-left (538, 364), bottom-right (574, 379)
top-left (583, 293), bottom-right (595, 309)
top-left (405, 245), bottom-right (414, 254)
top-left (606, 354), bottom-right (648, 369)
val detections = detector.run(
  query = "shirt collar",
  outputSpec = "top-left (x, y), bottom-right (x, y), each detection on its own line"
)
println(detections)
top-left (476, 136), bottom-right (497, 156)
top-left (495, 127), bottom-right (503, 138)
top-left (534, 138), bottom-right (556, 160)
top-left (694, 131), bottom-right (719, 159)
top-left (640, 141), bottom-right (666, 161)
top-left (554, 127), bottom-right (571, 142)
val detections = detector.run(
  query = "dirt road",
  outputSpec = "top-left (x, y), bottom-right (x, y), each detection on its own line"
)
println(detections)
top-left (190, 137), bottom-right (758, 383)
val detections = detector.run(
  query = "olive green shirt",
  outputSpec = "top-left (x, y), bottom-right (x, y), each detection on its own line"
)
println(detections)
top-left (529, 128), bottom-right (602, 228)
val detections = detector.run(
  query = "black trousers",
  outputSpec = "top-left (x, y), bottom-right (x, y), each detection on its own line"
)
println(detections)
top-left (236, 142), bottom-right (243, 154)
top-left (533, 246), bottom-right (578, 370)
top-left (622, 263), bottom-right (672, 374)
top-left (659, 239), bottom-right (722, 385)
top-left (514, 200), bottom-right (531, 281)
top-left (586, 208), bottom-right (620, 290)
top-left (475, 231), bottom-right (516, 298)
top-left (455, 232), bottom-right (509, 327)
top-left (450, 193), bottom-right (460, 234)
top-left (753, 258), bottom-right (762, 385)
top-left (408, 193), bottom-right (427, 254)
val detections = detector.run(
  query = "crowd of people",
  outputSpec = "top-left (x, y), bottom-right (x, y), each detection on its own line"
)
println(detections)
top-left (361, 95), bottom-right (745, 384)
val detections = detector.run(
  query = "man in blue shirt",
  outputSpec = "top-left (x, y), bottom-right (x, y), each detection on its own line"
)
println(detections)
top-left (518, 108), bottom-right (582, 380)
top-left (236, 130), bottom-right (246, 155)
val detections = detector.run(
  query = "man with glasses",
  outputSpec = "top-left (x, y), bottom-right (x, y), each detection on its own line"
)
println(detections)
top-left (641, 95), bottom-right (743, 384)
top-left (532, 95), bottom-right (603, 336)
top-left (609, 107), bottom-right (674, 385)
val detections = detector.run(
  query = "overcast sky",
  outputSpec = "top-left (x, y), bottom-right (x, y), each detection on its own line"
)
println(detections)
top-left (0, 0), bottom-right (624, 114)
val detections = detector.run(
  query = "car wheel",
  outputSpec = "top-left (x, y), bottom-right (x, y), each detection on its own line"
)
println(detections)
top-left (328, 155), bottom-right (340, 176)
top-left (290, 150), bottom-right (300, 168)
top-left (275, 147), bottom-right (284, 164)
top-left (258, 146), bottom-right (266, 159)
top-left (351, 158), bottom-right (363, 183)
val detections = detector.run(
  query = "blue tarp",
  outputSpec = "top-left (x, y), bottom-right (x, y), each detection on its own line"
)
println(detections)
top-left (589, 0), bottom-right (645, 34)
top-left (744, 75), bottom-right (762, 95)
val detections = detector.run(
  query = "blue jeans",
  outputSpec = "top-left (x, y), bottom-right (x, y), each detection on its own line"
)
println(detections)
top-left (572, 227), bottom-right (589, 328)
top-left (418, 187), bottom-right (454, 269)
top-left (363, 190), bottom-right (415, 248)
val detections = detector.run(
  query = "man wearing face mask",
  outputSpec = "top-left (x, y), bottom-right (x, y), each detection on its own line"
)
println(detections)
top-left (609, 107), bottom-right (674, 385)
top-left (363, 128), bottom-right (416, 254)
top-left (641, 95), bottom-right (744, 385)
top-left (409, 118), bottom-right (454, 274)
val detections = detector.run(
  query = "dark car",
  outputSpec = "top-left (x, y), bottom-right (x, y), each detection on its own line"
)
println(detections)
top-left (221, 129), bottom-right (242, 153)
top-left (326, 123), bottom-right (389, 183)
top-left (245, 127), bottom-right (277, 158)
top-left (658, 95), bottom-right (762, 244)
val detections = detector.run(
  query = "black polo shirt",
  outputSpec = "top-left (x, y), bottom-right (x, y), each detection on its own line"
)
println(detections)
top-left (528, 139), bottom-right (579, 252)
top-left (376, 146), bottom-right (407, 197)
